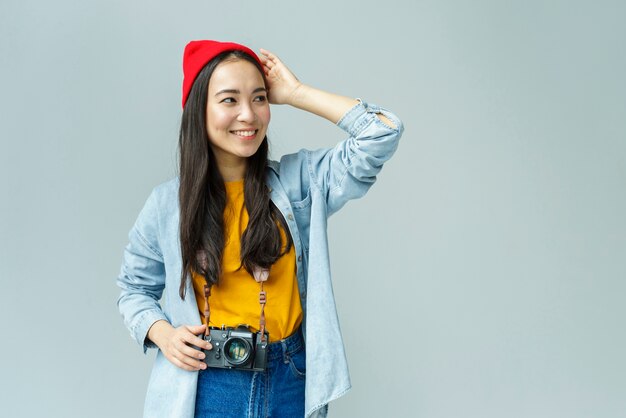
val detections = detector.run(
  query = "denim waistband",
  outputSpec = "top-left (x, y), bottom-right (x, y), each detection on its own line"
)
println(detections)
top-left (266, 327), bottom-right (304, 361)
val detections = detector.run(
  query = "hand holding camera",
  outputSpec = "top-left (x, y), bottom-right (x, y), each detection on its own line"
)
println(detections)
top-left (148, 320), bottom-right (213, 372)
top-left (203, 324), bottom-right (269, 371)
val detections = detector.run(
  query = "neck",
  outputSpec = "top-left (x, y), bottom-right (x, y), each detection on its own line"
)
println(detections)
top-left (214, 155), bottom-right (247, 182)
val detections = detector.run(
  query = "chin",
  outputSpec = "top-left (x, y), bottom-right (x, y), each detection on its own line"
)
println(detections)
top-left (238, 145), bottom-right (263, 158)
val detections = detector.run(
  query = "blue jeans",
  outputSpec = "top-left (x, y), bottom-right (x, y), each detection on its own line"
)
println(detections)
top-left (195, 328), bottom-right (306, 417)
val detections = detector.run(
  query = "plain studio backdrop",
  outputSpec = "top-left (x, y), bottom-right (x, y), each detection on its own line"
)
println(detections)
top-left (1, 1), bottom-right (624, 417)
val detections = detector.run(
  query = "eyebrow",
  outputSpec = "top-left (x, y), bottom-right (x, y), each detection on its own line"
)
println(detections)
top-left (215, 87), bottom-right (267, 96)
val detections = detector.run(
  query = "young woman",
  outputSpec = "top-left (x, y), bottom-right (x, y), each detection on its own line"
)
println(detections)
top-left (117, 40), bottom-right (403, 418)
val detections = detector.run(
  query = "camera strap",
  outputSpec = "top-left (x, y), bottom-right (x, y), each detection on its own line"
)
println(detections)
top-left (203, 284), bottom-right (211, 337)
top-left (199, 264), bottom-right (270, 343)
top-left (253, 267), bottom-right (270, 344)
top-left (197, 250), bottom-right (212, 337)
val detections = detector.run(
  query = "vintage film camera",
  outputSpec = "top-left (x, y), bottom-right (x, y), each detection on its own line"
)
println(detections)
top-left (203, 324), bottom-right (269, 371)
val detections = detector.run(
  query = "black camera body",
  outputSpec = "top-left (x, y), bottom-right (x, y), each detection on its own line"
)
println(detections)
top-left (203, 325), bottom-right (269, 371)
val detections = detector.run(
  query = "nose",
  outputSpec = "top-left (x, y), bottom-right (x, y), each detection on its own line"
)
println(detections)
top-left (237, 102), bottom-right (256, 123)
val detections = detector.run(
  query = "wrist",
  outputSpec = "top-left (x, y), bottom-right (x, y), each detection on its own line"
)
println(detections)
top-left (287, 82), bottom-right (308, 108)
top-left (147, 319), bottom-right (173, 348)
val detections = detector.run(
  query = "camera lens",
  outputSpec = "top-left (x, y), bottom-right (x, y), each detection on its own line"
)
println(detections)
top-left (224, 337), bottom-right (251, 366)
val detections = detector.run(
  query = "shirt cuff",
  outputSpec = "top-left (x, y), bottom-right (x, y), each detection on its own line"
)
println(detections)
top-left (132, 309), bottom-right (169, 353)
top-left (336, 98), bottom-right (396, 137)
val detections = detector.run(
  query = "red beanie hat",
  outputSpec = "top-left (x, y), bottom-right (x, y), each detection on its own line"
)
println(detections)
top-left (181, 40), bottom-right (263, 108)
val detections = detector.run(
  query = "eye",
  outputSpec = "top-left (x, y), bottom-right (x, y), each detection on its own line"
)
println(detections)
top-left (220, 97), bottom-right (236, 104)
top-left (253, 95), bottom-right (267, 102)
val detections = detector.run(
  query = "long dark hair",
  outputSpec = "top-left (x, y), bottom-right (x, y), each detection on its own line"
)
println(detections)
top-left (178, 50), bottom-right (292, 299)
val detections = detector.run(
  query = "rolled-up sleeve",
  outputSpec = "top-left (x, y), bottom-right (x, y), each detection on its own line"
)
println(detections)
top-left (116, 190), bottom-right (168, 353)
top-left (307, 99), bottom-right (404, 216)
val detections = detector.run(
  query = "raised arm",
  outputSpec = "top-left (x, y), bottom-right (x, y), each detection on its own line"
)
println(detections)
top-left (259, 48), bottom-right (396, 129)
top-left (260, 49), bottom-right (404, 217)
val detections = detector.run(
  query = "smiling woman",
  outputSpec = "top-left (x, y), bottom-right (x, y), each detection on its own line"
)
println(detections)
top-left (206, 59), bottom-right (271, 180)
top-left (116, 39), bottom-right (404, 418)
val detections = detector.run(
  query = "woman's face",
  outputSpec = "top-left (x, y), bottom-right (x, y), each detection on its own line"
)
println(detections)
top-left (205, 58), bottom-right (270, 168)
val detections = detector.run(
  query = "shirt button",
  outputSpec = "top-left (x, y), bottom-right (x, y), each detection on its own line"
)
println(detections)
top-left (288, 214), bottom-right (294, 221)
top-left (297, 255), bottom-right (302, 262)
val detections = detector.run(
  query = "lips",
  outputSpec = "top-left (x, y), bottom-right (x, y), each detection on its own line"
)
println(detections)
top-left (230, 129), bottom-right (258, 140)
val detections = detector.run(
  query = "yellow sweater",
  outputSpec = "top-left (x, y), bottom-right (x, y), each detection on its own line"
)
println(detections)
top-left (192, 180), bottom-right (302, 341)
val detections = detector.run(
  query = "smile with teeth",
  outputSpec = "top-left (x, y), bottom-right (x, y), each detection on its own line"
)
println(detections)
top-left (231, 129), bottom-right (258, 138)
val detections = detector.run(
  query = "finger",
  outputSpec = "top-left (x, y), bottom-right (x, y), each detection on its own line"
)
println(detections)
top-left (177, 350), bottom-right (207, 370)
top-left (172, 339), bottom-right (207, 368)
top-left (185, 324), bottom-right (206, 335)
top-left (169, 353), bottom-right (204, 372)
top-left (259, 48), bottom-right (279, 62)
top-left (182, 326), bottom-right (212, 350)
top-left (177, 331), bottom-right (208, 351)
top-left (175, 338), bottom-right (207, 361)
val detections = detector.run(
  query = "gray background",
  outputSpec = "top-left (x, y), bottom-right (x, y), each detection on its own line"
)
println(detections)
top-left (1, 1), bottom-right (624, 417)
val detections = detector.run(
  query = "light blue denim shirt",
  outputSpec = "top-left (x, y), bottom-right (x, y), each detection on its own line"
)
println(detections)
top-left (117, 99), bottom-right (403, 418)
